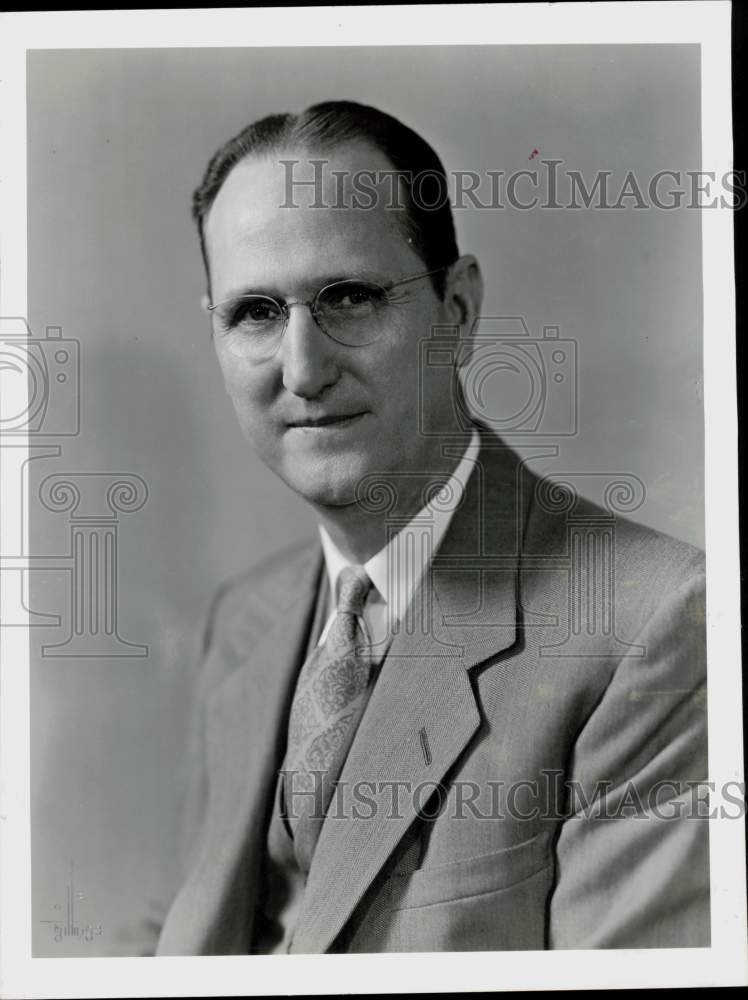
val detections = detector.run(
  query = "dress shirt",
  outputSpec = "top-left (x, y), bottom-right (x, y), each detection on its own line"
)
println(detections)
top-left (317, 428), bottom-right (481, 650)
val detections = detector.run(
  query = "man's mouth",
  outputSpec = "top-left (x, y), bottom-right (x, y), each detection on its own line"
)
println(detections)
top-left (287, 411), bottom-right (368, 429)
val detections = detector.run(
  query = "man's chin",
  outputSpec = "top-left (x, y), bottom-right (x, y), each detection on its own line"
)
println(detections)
top-left (276, 455), bottom-right (374, 510)
top-left (285, 478), bottom-right (362, 509)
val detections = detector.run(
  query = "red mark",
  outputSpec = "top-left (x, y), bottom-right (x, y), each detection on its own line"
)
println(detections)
top-left (528, 148), bottom-right (539, 160)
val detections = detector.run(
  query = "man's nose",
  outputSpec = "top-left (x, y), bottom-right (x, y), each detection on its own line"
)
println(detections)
top-left (279, 303), bottom-right (340, 398)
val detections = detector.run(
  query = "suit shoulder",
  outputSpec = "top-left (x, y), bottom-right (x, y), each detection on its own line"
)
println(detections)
top-left (198, 536), bottom-right (320, 672)
top-left (523, 472), bottom-right (704, 629)
top-left (525, 470), bottom-right (701, 564)
top-left (611, 508), bottom-right (704, 580)
top-left (210, 536), bottom-right (321, 624)
top-left (215, 536), bottom-right (320, 598)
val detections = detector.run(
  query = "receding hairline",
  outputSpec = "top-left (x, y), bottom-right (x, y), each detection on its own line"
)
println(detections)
top-left (193, 101), bottom-right (459, 300)
top-left (199, 138), bottom-right (422, 278)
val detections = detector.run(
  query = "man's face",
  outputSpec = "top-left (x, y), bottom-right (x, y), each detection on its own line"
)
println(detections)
top-left (203, 141), bottom-right (465, 508)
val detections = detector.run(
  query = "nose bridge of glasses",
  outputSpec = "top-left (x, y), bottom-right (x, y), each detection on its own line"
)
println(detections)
top-left (282, 294), bottom-right (326, 329)
top-left (278, 295), bottom-right (329, 347)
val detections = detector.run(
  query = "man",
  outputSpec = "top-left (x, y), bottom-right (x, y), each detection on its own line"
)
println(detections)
top-left (154, 101), bottom-right (708, 954)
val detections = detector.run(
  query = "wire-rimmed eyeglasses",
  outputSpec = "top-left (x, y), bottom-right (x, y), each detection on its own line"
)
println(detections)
top-left (206, 266), bottom-right (447, 360)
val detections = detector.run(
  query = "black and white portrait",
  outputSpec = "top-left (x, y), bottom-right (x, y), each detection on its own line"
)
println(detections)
top-left (0, 4), bottom-right (744, 995)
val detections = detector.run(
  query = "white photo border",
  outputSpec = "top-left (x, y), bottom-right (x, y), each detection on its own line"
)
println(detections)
top-left (0, 3), bottom-right (744, 995)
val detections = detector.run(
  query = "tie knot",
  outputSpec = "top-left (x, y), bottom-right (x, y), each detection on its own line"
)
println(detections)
top-left (337, 565), bottom-right (372, 616)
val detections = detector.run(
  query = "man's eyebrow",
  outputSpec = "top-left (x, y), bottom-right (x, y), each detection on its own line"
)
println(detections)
top-left (218, 271), bottom-right (387, 302)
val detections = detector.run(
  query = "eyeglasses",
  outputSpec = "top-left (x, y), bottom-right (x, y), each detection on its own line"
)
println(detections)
top-left (206, 266), bottom-right (447, 360)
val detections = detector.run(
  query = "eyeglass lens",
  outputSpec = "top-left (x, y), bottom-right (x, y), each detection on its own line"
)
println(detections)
top-left (212, 280), bottom-right (390, 358)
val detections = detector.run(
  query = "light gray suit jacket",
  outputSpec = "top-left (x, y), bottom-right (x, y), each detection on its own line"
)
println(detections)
top-left (154, 427), bottom-right (708, 954)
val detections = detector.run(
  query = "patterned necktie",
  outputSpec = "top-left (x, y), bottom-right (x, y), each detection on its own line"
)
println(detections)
top-left (281, 565), bottom-right (374, 873)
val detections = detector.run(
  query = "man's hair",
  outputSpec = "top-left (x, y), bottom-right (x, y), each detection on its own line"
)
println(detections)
top-left (192, 100), bottom-right (459, 298)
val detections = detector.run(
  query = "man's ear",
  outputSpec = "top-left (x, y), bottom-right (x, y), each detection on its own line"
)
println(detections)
top-left (442, 255), bottom-right (483, 366)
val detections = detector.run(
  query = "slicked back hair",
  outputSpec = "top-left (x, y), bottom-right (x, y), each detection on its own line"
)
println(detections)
top-left (192, 100), bottom-right (459, 299)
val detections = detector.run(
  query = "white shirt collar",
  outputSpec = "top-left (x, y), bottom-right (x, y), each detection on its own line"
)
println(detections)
top-left (318, 428), bottom-right (480, 632)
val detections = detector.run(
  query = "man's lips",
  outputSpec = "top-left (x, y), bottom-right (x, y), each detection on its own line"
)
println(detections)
top-left (286, 411), bottom-right (368, 428)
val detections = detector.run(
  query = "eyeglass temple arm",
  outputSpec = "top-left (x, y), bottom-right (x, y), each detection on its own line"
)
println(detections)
top-left (388, 265), bottom-right (450, 290)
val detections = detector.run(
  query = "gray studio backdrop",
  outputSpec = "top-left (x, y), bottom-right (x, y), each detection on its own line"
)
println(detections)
top-left (26, 45), bottom-right (702, 955)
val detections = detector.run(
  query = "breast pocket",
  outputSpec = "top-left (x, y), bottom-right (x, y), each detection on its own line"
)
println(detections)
top-left (389, 829), bottom-right (554, 911)
top-left (381, 831), bottom-right (554, 952)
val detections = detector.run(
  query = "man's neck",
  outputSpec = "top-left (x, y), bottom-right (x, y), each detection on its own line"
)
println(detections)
top-left (311, 429), bottom-right (477, 564)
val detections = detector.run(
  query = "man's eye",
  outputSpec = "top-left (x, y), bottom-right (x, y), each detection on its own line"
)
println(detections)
top-left (228, 298), bottom-right (282, 327)
top-left (322, 284), bottom-right (386, 311)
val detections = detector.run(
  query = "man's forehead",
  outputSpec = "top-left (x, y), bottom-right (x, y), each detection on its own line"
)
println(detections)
top-left (205, 143), bottom-right (409, 245)
top-left (203, 142), bottom-right (416, 291)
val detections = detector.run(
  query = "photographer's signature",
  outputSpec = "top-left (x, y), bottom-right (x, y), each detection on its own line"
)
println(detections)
top-left (39, 862), bottom-right (102, 944)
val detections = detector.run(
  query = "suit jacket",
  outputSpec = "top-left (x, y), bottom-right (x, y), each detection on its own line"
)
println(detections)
top-left (154, 427), bottom-right (708, 954)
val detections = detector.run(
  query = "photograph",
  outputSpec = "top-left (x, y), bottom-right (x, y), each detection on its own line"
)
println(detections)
top-left (0, 4), bottom-right (744, 996)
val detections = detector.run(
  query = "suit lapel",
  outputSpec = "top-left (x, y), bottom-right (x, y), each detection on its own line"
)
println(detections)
top-left (290, 431), bottom-right (531, 953)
